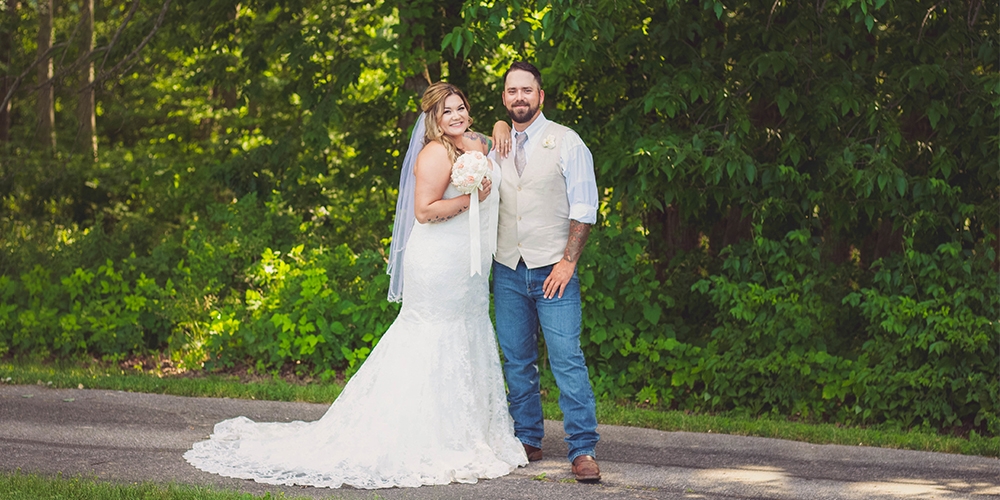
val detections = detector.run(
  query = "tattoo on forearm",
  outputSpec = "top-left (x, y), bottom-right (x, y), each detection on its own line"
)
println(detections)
top-left (429, 204), bottom-right (469, 223)
top-left (563, 221), bottom-right (591, 263)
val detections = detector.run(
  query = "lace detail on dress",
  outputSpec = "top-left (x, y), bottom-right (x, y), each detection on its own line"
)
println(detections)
top-left (184, 162), bottom-right (524, 489)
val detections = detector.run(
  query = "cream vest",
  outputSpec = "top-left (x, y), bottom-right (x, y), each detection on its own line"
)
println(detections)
top-left (496, 122), bottom-right (571, 270)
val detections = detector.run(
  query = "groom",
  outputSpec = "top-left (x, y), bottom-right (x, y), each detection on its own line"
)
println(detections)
top-left (492, 61), bottom-right (601, 482)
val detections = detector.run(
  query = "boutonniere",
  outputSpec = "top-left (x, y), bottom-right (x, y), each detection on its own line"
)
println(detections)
top-left (542, 135), bottom-right (556, 149)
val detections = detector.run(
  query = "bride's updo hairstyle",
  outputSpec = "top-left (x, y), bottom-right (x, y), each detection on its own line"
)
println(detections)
top-left (421, 82), bottom-right (474, 164)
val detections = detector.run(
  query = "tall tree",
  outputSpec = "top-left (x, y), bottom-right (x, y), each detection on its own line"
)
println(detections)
top-left (77, 0), bottom-right (96, 159)
top-left (34, 0), bottom-right (54, 149)
top-left (0, 1), bottom-right (15, 144)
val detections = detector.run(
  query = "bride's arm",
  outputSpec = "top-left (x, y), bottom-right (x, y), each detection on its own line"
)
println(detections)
top-left (492, 121), bottom-right (511, 158)
top-left (413, 142), bottom-right (491, 224)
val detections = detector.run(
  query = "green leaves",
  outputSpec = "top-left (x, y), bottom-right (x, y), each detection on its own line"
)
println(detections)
top-left (926, 101), bottom-right (948, 130)
top-left (441, 27), bottom-right (475, 59)
top-left (0, 0), bottom-right (995, 439)
top-left (642, 303), bottom-right (661, 325)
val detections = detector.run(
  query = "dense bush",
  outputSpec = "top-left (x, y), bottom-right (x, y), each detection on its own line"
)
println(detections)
top-left (578, 212), bottom-right (998, 435)
top-left (201, 244), bottom-right (397, 379)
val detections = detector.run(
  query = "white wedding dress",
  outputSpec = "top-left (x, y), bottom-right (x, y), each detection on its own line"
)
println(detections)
top-left (184, 164), bottom-right (527, 489)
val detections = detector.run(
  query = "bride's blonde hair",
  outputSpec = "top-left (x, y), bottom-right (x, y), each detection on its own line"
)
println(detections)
top-left (421, 82), bottom-right (474, 164)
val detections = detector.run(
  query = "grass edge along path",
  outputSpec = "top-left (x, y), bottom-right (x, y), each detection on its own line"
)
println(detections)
top-left (2, 359), bottom-right (997, 458)
top-left (0, 470), bottom-right (326, 500)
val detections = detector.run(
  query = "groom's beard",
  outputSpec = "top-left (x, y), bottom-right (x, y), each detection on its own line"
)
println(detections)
top-left (507, 100), bottom-right (539, 124)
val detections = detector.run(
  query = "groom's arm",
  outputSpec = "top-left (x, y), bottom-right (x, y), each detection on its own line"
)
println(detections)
top-left (542, 132), bottom-right (598, 299)
top-left (564, 222), bottom-right (592, 264)
top-left (542, 222), bottom-right (591, 299)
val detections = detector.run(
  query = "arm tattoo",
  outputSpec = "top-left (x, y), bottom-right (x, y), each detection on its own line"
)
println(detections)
top-left (429, 203), bottom-right (469, 223)
top-left (465, 131), bottom-right (491, 151)
top-left (563, 221), bottom-right (592, 263)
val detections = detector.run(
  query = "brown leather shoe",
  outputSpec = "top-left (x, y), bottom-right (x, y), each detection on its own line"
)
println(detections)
top-left (572, 455), bottom-right (601, 482)
top-left (523, 443), bottom-right (543, 462)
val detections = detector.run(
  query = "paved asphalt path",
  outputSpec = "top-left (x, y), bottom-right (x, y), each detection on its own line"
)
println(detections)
top-left (1, 384), bottom-right (998, 499)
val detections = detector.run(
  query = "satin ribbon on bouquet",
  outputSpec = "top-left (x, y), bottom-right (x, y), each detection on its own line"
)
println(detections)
top-left (450, 152), bottom-right (492, 276)
top-left (467, 180), bottom-right (485, 276)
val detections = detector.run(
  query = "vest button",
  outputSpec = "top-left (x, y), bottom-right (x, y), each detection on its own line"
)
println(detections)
top-left (517, 186), bottom-right (522, 191)
top-left (517, 216), bottom-right (522, 221)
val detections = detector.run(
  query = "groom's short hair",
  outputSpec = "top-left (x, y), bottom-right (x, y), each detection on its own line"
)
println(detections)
top-left (504, 62), bottom-right (542, 89)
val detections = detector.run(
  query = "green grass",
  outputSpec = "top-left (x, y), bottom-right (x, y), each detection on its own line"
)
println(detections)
top-left (0, 471), bottom-right (321, 500)
top-left (593, 402), bottom-right (1000, 457)
top-left (0, 360), bottom-right (343, 403)
top-left (3, 359), bottom-right (998, 459)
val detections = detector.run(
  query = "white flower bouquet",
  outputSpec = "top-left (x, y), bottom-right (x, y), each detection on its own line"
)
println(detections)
top-left (450, 151), bottom-right (492, 194)
top-left (450, 151), bottom-right (493, 277)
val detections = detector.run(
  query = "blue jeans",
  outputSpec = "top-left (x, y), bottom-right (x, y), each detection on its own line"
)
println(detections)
top-left (492, 259), bottom-right (599, 463)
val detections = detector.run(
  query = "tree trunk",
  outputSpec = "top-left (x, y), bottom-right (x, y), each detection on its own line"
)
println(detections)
top-left (860, 217), bottom-right (903, 267)
top-left (0, 1), bottom-right (16, 144)
top-left (708, 205), bottom-right (752, 256)
top-left (77, 0), bottom-right (96, 159)
top-left (820, 219), bottom-right (852, 265)
top-left (35, 0), bottom-right (55, 150)
top-left (439, 1), bottom-right (467, 91)
top-left (646, 205), bottom-right (700, 274)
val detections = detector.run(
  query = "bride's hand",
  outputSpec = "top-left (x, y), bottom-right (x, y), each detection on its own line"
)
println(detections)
top-left (477, 178), bottom-right (492, 202)
top-left (492, 121), bottom-right (511, 159)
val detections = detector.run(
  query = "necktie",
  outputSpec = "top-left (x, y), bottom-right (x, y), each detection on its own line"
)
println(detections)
top-left (515, 132), bottom-right (527, 177)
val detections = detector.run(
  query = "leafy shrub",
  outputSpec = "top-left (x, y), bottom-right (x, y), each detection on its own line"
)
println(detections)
top-left (0, 257), bottom-right (176, 359)
top-left (577, 216), bottom-right (998, 436)
top-left (202, 244), bottom-right (398, 379)
top-left (843, 240), bottom-right (999, 435)
top-left (580, 212), bottom-right (701, 407)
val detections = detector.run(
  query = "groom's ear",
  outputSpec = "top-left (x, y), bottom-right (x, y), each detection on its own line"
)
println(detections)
top-left (539, 89), bottom-right (545, 107)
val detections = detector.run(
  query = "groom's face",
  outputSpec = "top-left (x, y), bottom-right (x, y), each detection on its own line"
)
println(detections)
top-left (503, 70), bottom-right (544, 125)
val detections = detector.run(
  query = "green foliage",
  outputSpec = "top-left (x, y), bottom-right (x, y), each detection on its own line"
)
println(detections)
top-left (577, 216), bottom-right (998, 435)
top-left (0, 257), bottom-right (175, 359)
top-left (843, 239), bottom-right (999, 434)
top-left (451, 0), bottom-right (997, 436)
top-left (0, 0), bottom-right (995, 439)
top-left (579, 212), bottom-right (695, 407)
top-left (202, 244), bottom-right (398, 378)
top-left (693, 229), bottom-right (998, 434)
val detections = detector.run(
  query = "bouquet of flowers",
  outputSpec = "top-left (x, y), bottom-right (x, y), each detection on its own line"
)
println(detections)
top-left (450, 151), bottom-right (493, 277)
top-left (451, 151), bottom-right (492, 194)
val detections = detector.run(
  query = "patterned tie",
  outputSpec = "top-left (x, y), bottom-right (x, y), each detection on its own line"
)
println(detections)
top-left (515, 132), bottom-right (528, 177)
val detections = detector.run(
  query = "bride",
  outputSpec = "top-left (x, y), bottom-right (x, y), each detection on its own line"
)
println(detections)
top-left (184, 82), bottom-right (528, 489)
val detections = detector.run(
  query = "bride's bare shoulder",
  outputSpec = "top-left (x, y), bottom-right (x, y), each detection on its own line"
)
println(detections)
top-left (417, 140), bottom-right (449, 161)
top-left (462, 131), bottom-right (491, 154)
top-left (415, 140), bottom-right (451, 175)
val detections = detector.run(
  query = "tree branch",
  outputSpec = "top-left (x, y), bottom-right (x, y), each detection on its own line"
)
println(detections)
top-left (767, 0), bottom-right (780, 30)
top-left (967, 0), bottom-right (982, 28)
top-left (918, 3), bottom-right (938, 44)
top-left (100, 0), bottom-right (142, 74)
top-left (10, 0), bottom-right (172, 101)
top-left (21, 45), bottom-right (108, 95)
top-left (56, 7), bottom-right (83, 70)
top-left (0, 42), bottom-right (68, 115)
top-left (89, 0), bottom-right (173, 90)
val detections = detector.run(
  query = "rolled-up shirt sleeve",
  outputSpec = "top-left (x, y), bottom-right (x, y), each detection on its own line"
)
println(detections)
top-left (561, 131), bottom-right (599, 224)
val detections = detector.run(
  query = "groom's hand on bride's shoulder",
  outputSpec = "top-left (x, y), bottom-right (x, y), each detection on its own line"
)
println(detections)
top-left (543, 259), bottom-right (576, 299)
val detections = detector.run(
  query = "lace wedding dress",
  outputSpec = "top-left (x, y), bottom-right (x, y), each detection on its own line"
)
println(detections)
top-left (184, 165), bottom-right (527, 489)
